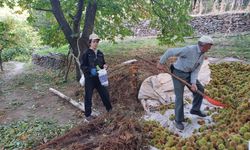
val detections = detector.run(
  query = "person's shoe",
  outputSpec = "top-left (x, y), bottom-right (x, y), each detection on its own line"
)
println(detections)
top-left (175, 121), bottom-right (184, 130)
top-left (190, 109), bottom-right (206, 117)
top-left (107, 108), bottom-right (112, 113)
top-left (84, 115), bottom-right (96, 123)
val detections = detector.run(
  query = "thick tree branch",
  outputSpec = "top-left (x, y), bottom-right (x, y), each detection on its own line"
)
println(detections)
top-left (33, 7), bottom-right (52, 12)
top-left (73, 0), bottom-right (84, 34)
top-left (78, 0), bottom-right (97, 53)
top-left (50, 0), bottom-right (73, 47)
top-left (81, 0), bottom-right (97, 41)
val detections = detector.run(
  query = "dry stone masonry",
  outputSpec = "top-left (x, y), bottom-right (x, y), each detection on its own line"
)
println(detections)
top-left (191, 12), bottom-right (250, 35)
top-left (32, 53), bottom-right (67, 70)
top-left (133, 12), bottom-right (250, 36)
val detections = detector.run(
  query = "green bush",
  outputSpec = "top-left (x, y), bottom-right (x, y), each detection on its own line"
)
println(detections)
top-left (0, 17), bottom-right (40, 62)
top-left (2, 48), bottom-right (31, 61)
top-left (13, 54), bottom-right (31, 62)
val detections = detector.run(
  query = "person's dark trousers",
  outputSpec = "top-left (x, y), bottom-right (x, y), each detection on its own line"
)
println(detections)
top-left (84, 76), bottom-right (112, 117)
top-left (172, 68), bottom-right (204, 122)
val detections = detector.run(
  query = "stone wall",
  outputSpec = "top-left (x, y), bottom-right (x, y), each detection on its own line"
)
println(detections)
top-left (132, 20), bottom-right (159, 37)
top-left (133, 12), bottom-right (250, 36)
top-left (190, 12), bottom-right (250, 35)
top-left (32, 53), bottom-right (67, 70)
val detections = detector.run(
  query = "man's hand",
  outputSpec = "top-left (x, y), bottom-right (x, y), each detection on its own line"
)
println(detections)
top-left (103, 64), bottom-right (108, 70)
top-left (191, 84), bottom-right (197, 92)
top-left (157, 63), bottom-right (165, 73)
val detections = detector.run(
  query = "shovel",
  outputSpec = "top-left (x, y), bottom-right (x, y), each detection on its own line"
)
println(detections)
top-left (136, 56), bottom-right (227, 108)
top-left (166, 69), bottom-right (226, 107)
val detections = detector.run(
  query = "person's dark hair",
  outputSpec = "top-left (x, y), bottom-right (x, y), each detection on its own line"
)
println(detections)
top-left (88, 39), bottom-right (100, 48)
top-left (88, 40), bottom-right (92, 48)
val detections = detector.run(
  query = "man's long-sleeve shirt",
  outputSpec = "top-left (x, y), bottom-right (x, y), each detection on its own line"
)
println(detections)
top-left (159, 45), bottom-right (204, 84)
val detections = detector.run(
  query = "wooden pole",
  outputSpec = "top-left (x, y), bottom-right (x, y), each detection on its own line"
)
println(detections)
top-left (0, 49), bottom-right (3, 71)
top-left (49, 88), bottom-right (99, 116)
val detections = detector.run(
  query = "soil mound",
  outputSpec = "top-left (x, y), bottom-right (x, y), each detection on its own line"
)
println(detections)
top-left (38, 56), bottom-right (158, 149)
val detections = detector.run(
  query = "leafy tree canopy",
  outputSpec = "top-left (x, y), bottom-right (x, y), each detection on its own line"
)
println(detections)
top-left (0, 19), bottom-right (15, 50)
top-left (1, 0), bottom-right (193, 46)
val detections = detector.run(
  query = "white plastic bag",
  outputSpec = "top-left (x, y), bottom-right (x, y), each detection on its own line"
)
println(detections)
top-left (98, 69), bottom-right (109, 86)
top-left (79, 74), bottom-right (85, 86)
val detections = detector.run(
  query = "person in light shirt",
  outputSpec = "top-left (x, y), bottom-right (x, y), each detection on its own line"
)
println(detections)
top-left (157, 35), bottom-right (214, 130)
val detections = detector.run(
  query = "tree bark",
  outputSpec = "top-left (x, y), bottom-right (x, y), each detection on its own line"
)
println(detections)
top-left (73, 0), bottom-right (98, 81)
top-left (247, 1), bottom-right (250, 11)
top-left (199, 0), bottom-right (204, 14)
top-left (0, 49), bottom-right (3, 71)
top-left (50, 0), bottom-right (98, 81)
top-left (220, 0), bottom-right (227, 12)
top-left (50, 0), bottom-right (74, 48)
top-left (231, 0), bottom-right (237, 10)
top-left (237, 0), bottom-right (244, 10)
top-left (73, 0), bottom-right (84, 35)
top-left (72, 0), bottom-right (84, 81)
top-left (212, 0), bottom-right (219, 13)
top-left (79, 0), bottom-right (97, 57)
top-left (50, 0), bottom-right (80, 80)
top-left (64, 51), bottom-right (73, 82)
top-left (193, 0), bottom-right (198, 10)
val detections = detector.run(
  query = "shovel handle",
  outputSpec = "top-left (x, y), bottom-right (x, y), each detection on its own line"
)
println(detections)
top-left (166, 70), bottom-right (205, 96)
top-left (136, 56), bottom-right (226, 107)
top-left (136, 56), bottom-right (205, 95)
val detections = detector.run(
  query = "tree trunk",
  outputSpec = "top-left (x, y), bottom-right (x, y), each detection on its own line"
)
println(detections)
top-left (237, 0), bottom-right (244, 10)
top-left (50, 0), bottom-right (74, 48)
top-left (50, 0), bottom-right (97, 81)
top-left (212, 0), bottom-right (219, 13)
top-left (64, 51), bottom-right (73, 82)
top-left (199, 0), bottom-right (204, 14)
top-left (192, 0), bottom-right (200, 14)
top-left (193, 0), bottom-right (198, 10)
top-left (231, 0), bottom-right (237, 10)
top-left (79, 0), bottom-right (98, 60)
top-left (74, 0), bottom-right (97, 81)
top-left (71, 0), bottom-right (84, 81)
top-left (0, 49), bottom-right (3, 71)
top-left (220, 0), bottom-right (227, 12)
top-left (50, 0), bottom-right (79, 80)
top-left (247, 1), bottom-right (250, 10)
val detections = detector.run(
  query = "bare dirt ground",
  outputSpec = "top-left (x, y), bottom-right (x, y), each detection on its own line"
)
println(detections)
top-left (0, 61), bottom-right (83, 125)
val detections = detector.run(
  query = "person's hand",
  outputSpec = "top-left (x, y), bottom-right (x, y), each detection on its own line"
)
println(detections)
top-left (90, 68), bottom-right (97, 76)
top-left (157, 63), bottom-right (165, 73)
top-left (103, 64), bottom-right (108, 70)
top-left (191, 84), bottom-right (197, 92)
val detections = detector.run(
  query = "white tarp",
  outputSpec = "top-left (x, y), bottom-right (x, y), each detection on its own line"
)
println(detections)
top-left (143, 103), bottom-right (215, 138)
top-left (138, 59), bottom-right (211, 111)
top-left (139, 59), bottom-right (216, 139)
top-left (139, 58), bottom-right (245, 148)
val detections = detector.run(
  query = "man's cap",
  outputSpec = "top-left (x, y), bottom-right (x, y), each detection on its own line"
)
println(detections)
top-left (199, 35), bottom-right (214, 45)
top-left (89, 33), bottom-right (100, 40)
